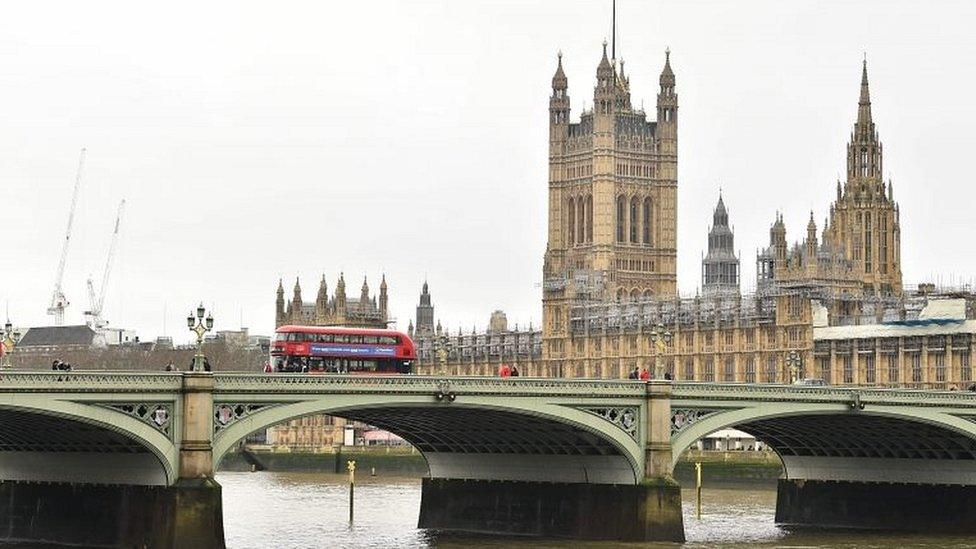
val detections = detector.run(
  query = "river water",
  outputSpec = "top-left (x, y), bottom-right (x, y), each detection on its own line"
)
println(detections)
top-left (219, 472), bottom-right (974, 548)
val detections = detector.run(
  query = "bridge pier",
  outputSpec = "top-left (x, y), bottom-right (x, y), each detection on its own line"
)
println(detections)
top-left (415, 381), bottom-right (685, 542)
top-left (0, 479), bottom-right (224, 547)
top-left (776, 478), bottom-right (976, 532)
top-left (418, 478), bottom-right (683, 541)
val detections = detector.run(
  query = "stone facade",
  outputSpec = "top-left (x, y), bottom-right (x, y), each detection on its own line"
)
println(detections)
top-left (757, 61), bottom-right (901, 302)
top-left (541, 44), bottom-right (679, 366)
top-left (275, 274), bottom-right (388, 329)
top-left (411, 58), bottom-right (976, 391)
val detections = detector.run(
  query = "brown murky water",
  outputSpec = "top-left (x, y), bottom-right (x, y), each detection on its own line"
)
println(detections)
top-left (219, 472), bottom-right (975, 548)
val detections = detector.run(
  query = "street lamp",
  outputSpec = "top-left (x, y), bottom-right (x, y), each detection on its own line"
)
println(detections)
top-left (0, 320), bottom-right (21, 370)
top-left (786, 350), bottom-right (802, 384)
top-left (187, 303), bottom-right (214, 372)
top-left (649, 323), bottom-right (673, 380)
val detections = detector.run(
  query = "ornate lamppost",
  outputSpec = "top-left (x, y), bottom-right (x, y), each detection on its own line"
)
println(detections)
top-left (0, 320), bottom-right (21, 370)
top-left (435, 334), bottom-right (449, 375)
top-left (649, 323), bottom-right (673, 379)
top-left (786, 350), bottom-right (802, 384)
top-left (187, 303), bottom-right (214, 372)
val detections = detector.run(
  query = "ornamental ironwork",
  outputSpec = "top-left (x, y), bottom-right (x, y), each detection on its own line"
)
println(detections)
top-left (577, 407), bottom-right (639, 441)
top-left (671, 408), bottom-right (718, 436)
top-left (213, 403), bottom-right (272, 433)
top-left (101, 402), bottom-right (174, 438)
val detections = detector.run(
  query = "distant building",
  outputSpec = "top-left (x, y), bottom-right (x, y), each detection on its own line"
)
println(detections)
top-left (15, 325), bottom-right (97, 353)
top-left (409, 281), bottom-right (435, 337)
top-left (488, 310), bottom-right (508, 334)
top-left (275, 273), bottom-right (388, 329)
top-left (757, 61), bottom-right (902, 301)
top-left (701, 194), bottom-right (739, 298)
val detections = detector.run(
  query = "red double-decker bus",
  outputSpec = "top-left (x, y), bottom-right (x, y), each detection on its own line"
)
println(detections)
top-left (270, 325), bottom-right (416, 374)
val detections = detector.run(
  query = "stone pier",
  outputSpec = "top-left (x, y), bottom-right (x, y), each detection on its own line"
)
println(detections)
top-left (775, 478), bottom-right (976, 532)
top-left (415, 381), bottom-right (685, 541)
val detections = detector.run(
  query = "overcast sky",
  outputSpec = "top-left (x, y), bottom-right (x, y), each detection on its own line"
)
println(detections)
top-left (3, 1), bottom-right (976, 343)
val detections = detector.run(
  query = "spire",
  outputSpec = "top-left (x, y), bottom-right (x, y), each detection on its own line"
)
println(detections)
top-left (660, 48), bottom-right (675, 86)
top-left (857, 58), bottom-right (872, 127)
top-left (276, 278), bottom-right (284, 297)
top-left (551, 51), bottom-right (567, 90)
top-left (380, 274), bottom-right (387, 290)
top-left (597, 40), bottom-right (613, 75)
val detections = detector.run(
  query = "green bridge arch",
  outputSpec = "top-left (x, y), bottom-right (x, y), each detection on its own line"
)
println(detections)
top-left (211, 384), bottom-right (648, 485)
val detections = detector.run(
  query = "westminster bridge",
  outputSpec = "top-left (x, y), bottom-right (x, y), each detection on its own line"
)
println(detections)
top-left (2, 373), bottom-right (976, 546)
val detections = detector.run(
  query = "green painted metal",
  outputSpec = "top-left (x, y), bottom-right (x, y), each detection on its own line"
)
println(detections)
top-left (4, 374), bottom-right (976, 487)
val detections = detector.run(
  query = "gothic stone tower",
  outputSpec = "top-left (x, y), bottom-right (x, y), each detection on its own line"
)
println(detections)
top-left (702, 194), bottom-right (740, 297)
top-left (415, 281), bottom-right (435, 336)
top-left (542, 44), bottom-right (678, 354)
top-left (824, 61), bottom-right (902, 297)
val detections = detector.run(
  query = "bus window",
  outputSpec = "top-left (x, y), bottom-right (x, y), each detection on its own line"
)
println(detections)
top-left (308, 357), bottom-right (325, 372)
top-left (319, 333), bottom-right (334, 343)
top-left (363, 335), bottom-right (378, 344)
top-left (378, 336), bottom-right (398, 345)
top-left (348, 335), bottom-right (363, 344)
top-left (334, 334), bottom-right (348, 343)
top-left (275, 333), bottom-right (289, 342)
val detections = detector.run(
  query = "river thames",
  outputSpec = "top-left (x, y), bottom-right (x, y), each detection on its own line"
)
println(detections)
top-left (219, 472), bottom-right (973, 548)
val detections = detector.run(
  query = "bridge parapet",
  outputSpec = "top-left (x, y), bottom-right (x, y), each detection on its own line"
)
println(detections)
top-left (0, 371), bottom-right (182, 393)
top-left (673, 382), bottom-right (976, 408)
top-left (212, 374), bottom-right (647, 398)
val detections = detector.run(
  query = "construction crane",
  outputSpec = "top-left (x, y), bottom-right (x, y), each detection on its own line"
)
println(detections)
top-left (47, 148), bottom-right (86, 325)
top-left (85, 199), bottom-right (126, 331)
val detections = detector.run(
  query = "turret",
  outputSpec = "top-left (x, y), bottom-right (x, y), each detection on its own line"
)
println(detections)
top-left (335, 273), bottom-right (347, 313)
top-left (360, 276), bottom-right (370, 310)
top-left (772, 213), bottom-right (787, 261)
top-left (379, 274), bottom-right (388, 320)
top-left (291, 277), bottom-right (302, 313)
top-left (316, 274), bottom-right (329, 320)
top-left (806, 212), bottom-right (818, 259)
top-left (594, 41), bottom-right (615, 115)
top-left (657, 49), bottom-right (677, 123)
top-left (550, 51), bottom-right (570, 128)
top-left (275, 279), bottom-right (285, 327)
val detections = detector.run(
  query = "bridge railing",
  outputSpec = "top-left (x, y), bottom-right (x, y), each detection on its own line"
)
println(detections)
top-left (672, 381), bottom-right (976, 407)
top-left (211, 374), bottom-right (649, 398)
top-left (0, 371), bottom-right (183, 393)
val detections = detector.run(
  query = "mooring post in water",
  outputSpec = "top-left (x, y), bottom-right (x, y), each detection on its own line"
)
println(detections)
top-left (347, 460), bottom-right (356, 523)
top-left (695, 461), bottom-right (702, 519)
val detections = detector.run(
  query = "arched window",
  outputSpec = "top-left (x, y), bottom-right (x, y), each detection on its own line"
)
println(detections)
top-left (586, 195), bottom-right (593, 243)
top-left (630, 197), bottom-right (639, 243)
top-left (567, 198), bottom-right (576, 246)
top-left (616, 197), bottom-right (626, 242)
top-left (642, 198), bottom-right (652, 245)
top-left (577, 197), bottom-right (585, 244)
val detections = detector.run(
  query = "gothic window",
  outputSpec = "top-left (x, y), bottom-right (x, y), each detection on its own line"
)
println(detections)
top-left (630, 197), bottom-right (639, 243)
top-left (586, 195), bottom-right (593, 242)
top-left (567, 198), bottom-right (576, 246)
top-left (616, 196), bottom-right (626, 242)
top-left (577, 197), bottom-right (585, 243)
top-left (864, 213), bottom-right (872, 272)
top-left (642, 198), bottom-right (652, 245)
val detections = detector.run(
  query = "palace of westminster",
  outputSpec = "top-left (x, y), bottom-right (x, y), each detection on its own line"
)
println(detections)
top-left (277, 41), bottom-right (976, 394)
